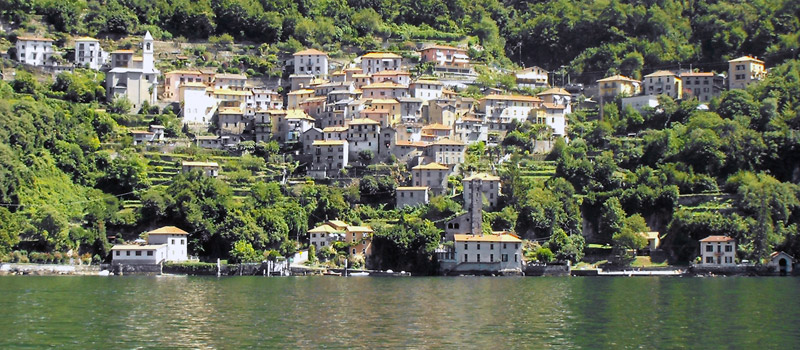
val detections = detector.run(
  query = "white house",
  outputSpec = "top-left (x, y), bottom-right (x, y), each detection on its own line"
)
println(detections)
top-left (180, 82), bottom-right (216, 125)
top-left (130, 125), bottom-right (165, 145)
top-left (106, 31), bottom-right (160, 111)
top-left (410, 79), bottom-right (444, 103)
top-left (111, 226), bottom-right (189, 264)
top-left (516, 66), bottom-right (549, 88)
top-left (16, 36), bottom-right (54, 66)
top-left (452, 233), bottom-right (523, 272)
top-left (699, 235), bottom-right (736, 266)
top-left (293, 48), bottom-right (329, 77)
top-left (621, 95), bottom-right (660, 113)
top-left (74, 37), bottom-right (108, 70)
top-left (360, 52), bottom-right (402, 74)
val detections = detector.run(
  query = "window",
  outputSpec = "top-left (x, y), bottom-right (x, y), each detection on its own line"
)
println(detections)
top-left (464, 243), bottom-right (468, 250)
top-left (705, 245), bottom-right (713, 252)
top-left (115, 251), bottom-right (120, 256)
top-left (490, 244), bottom-right (494, 250)
top-left (514, 254), bottom-right (518, 262)
top-left (172, 239), bottom-right (175, 245)
top-left (135, 251), bottom-right (142, 256)
top-left (126, 251), bottom-right (131, 256)
top-left (477, 244), bottom-right (481, 250)
top-left (503, 243), bottom-right (507, 249)
top-left (725, 245), bottom-right (732, 252)
top-left (464, 254), bottom-right (468, 262)
top-left (147, 251), bottom-right (153, 256)
top-left (706, 256), bottom-right (714, 263)
top-left (502, 254), bottom-right (508, 262)
top-left (477, 254), bottom-right (481, 262)
top-left (490, 254), bottom-right (494, 262)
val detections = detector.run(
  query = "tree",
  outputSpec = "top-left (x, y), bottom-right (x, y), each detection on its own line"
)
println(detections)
top-left (611, 214), bottom-right (648, 265)
top-left (229, 240), bottom-right (259, 263)
top-left (599, 197), bottom-right (625, 241)
top-left (0, 207), bottom-right (22, 253)
top-left (109, 97), bottom-right (132, 114)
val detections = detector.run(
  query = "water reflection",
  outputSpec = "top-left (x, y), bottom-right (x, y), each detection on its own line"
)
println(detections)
top-left (0, 276), bottom-right (799, 349)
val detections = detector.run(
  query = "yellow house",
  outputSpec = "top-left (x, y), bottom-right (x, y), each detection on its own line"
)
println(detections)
top-left (596, 74), bottom-right (641, 98)
top-left (643, 71), bottom-right (682, 99)
top-left (728, 56), bottom-right (765, 90)
top-left (366, 98), bottom-right (401, 126)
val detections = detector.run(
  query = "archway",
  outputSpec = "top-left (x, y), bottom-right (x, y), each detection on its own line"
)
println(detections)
top-left (779, 258), bottom-right (787, 274)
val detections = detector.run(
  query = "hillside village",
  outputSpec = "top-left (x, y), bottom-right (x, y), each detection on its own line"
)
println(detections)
top-left (2, 26), bottom-right (798, 276)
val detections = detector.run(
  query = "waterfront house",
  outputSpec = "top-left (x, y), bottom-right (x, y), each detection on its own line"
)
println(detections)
top-left (699, 235), bottom-right (736, 266)
top-left (111, 226), bottom-right (189, 264)
top-left (308, 224), bottom-right (345, 249)
top-left (638, 231), bottom-right (661, 253)
top-left (450, 233), bottom-right (523, 273)
top-left (767, 251), bottom-right (795, 274)
top-left (307, 221), bottom-right (373, 258)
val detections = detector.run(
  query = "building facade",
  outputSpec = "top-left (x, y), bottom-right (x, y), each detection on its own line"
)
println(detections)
top-left (699, 235), bottom-right (736, 266)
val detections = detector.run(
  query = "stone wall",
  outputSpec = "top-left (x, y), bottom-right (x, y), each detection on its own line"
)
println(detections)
top-left (524, 264), bottom-right (571, 276)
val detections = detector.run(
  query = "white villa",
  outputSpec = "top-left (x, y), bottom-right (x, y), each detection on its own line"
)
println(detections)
top-left (111, 226), bottom-right (189, 264)
top-left (699, 235), bottom-right (736, 266)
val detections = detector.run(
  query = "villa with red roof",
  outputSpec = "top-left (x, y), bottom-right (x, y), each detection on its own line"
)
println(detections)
top-left (699, 235), bottom-right (736, 266)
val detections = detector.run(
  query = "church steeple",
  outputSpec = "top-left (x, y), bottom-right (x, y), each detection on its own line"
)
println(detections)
top-left (142, 31), bottom-right (154, 72)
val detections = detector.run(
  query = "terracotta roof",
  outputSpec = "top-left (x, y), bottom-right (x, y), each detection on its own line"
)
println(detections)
top-left (313, 140), bottom-right (347, 146)
top-left (362, 82), bottom-right (407, 89)
top-left (372, 70), bottom-right (410, 76)
top-left (74, 37), bottom-right (99, 42)
top-left (644, 70), bottom-right (678, 78)
top-left (111, 49), bottom-right (134, 54)
top-left (218, 107), bottom-right (243, 114)
top-left (542, 103), bottom-right (566, 110)
top-left (362, 108), bottom-right (390, 114)
top-left (308, 224), bottom-right (341, 233)
top-left (322, 126), bottom-right (348, 132)
top-left (597, 74), bottom-right (639, 83)
top-left (481, 95), bottom-right (542, 102)
top-left (422, 123), bottom-right (451, 130)
top-left (194, 135), bottom-right (219, 140)
top-left (288, 89), bottom-right (315, 95)
top-left (396, 140), bottom-right (428, 147)
top-left (412, 162), bottom-right (449, 171)
top-left (432, 138), bottom-right (464, 146)
top-left (454, 233), bottom-right (522, 243)
top-left (349, 118), bottom-right (380, 125)
top-left (464, 173), bottom-right (500, 181)
top-left (397, 186), bottom-right (429, 191)
top-left (361, 52), bottom-right (402, 59)
top-left (413, 79), bottom-right (443, 85)
top-left (293, 48), bottom-right (328, 56)
top-left (216, 73), bottom-right (247, 80)
top-left (347, 225), bottom-right (373, 232)
top-left (681, 72), bottom-right (715, 77)
top-left (728, 56), bottom-right (764, 64)
top-left (699, 235), bottom-right (735, 243)
top-left (148, 226), bottom-right (189, 235)
top-left (537, 87), bottom-right (570, 96)
top-left (420, 44), bottom-right (467, 52)
top-left (182, 161), bottom-right (220, 168)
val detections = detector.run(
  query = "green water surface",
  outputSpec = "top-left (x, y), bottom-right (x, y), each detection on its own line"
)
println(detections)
top-left (1, 276), bottom-right (798, 349)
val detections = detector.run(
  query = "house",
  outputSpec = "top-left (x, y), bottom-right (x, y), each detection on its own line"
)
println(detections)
top-left (111, 226), bottom-right (189, 264)
top-left (516, 66), bottom-right (549, 88)
top-left (680, 72), bottom-right (725, 102)
top-left (300, 127), bottom-right (323, 154)
top-left (621, 95), bottom-right (660, 113)
top-left (372, 70), bottom-right (411, 85)
top-left (346, 118), bottom-right (381, 161)
top-left (454, 115), bottom-right (488, 144)
top-left (195, 135), bottom-right (222, 149)
top-left (247, 88), bottom-right (282, 112)
top-left (74, 37), bottom-right (107, 70)
top-left (308, 224), bottom-right (345, 249)
top-left (130, 125), bottom-right (165, 145)
top-left (596, 74), bottom-right (641, 98)
top-left (361, 81), bottom-right (409, 99)
top-left (478, 95), bottom-right (543, 129)
top-left (253, 110), bottom-right (272, 143)
top-left (287, 88), bottom-right (315, 108)
top-left (181, 161), bottom-right (220, 177)
top-left (728, 56), bottom-right (765, 90)
top-left (397, 97), bottom-right (424, 123)
top-left (164, 69), bottom-right (211, 102)
top-left (638, 231), bottom-right (661, 252)
top-left (360, 52), bottom-right (402, 74)
top-left (179, 82), bottom-right (216, 125)
top-left (396, 186), bottom-right (430, 209)
top-left (309, 140), bottom-right (348, 179)
top-left (699, 235), bottom-right (736, 266)
top-left (411, 162), bottom-right (450, 195)
top-left (271, 109), bottom-right (315, 143)
top-left (217, 107), bottom-right (247, 137)
top-left (213, 73), bottom-right (247, 91)
top-left (767, 251), bottom-right (795, 274)
top-left (307, 221), bottom-right (373, 257)
top-left (293, 48), bottom-right (329, 77)
top-left (463, 173), bottom-right (501, 209)
top-left (452, 233), bottom-right (523, 272)
top-left (418, 44), bottom-right (471, 75)
top-left (105, 31), bottom-right (159, 112)
top-left (15, 36), bottom-right (54, 66)
top-left (428, 100), bottom-right (459, 127)
top-left (424, 138), bottom-right (465, 166)
top-left (642, 70), bottom-right (682, 99)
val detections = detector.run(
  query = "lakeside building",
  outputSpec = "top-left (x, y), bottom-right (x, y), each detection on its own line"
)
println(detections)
top-left (307, 220), bottom-right (373, 257)
top-left (698, 235), bottom-right (736, 266)
top-left (111, 226), bottom-right (189, 264)
top-left (728, 56), bottom-right (765, 90)
top-left (767, 251), bottom-right (795, 274)
top-left (15, 36), bottom-right (54, 66)
top-left (74, 37), bottom-right (108, 70)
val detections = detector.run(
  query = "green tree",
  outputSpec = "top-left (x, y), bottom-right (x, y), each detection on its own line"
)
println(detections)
top-left (229, 239), bottom-right (259, 263)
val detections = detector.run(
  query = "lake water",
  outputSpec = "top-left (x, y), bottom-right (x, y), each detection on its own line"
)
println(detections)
top-left (1, 276), bottom-right (798, 349)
